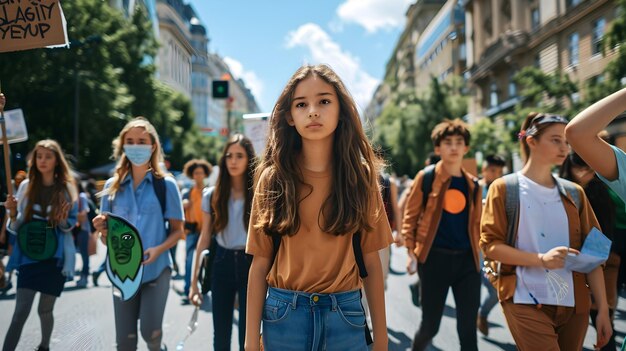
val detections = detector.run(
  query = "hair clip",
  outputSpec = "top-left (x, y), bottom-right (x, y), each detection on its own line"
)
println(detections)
top-left (517, 130), bottom-right (527, 140)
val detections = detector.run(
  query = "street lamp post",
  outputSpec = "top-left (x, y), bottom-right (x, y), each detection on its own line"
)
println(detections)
top-left (70, 35), bottom-right (101, 167)
top-left (74, 65), bottom-right (80, 162)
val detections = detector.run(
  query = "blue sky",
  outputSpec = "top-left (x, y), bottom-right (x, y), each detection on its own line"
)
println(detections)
top-left (188, 0), bottom-right (412, 112)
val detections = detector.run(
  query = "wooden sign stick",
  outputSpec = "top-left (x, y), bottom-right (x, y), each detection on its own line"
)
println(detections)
top-left (0, 81), bottom-right (13, 196)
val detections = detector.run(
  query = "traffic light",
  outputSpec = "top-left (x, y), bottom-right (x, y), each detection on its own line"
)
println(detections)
top-left (212, 80), bottom-right (229, 99)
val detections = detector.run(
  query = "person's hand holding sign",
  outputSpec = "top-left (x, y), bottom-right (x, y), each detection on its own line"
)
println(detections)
top-left (93, 214), bottom-right (109, 244)
top-left (0, 93), bottom-right (5, 111)
top-left (4, 194), bottom-right (17, 219)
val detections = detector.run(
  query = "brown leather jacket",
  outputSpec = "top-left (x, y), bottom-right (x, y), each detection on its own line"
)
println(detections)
top-left (480, 176), bottom-right (599, 314)
top-left (401, 161), bottom-right (482, 271)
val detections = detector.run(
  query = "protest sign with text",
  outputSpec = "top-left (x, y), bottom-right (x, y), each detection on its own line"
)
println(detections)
top-left (0, 0), bottom-right (68, 53)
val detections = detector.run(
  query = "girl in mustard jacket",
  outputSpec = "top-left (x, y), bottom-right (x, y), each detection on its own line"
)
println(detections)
top-left (480, 112), bottom-right (611, 350)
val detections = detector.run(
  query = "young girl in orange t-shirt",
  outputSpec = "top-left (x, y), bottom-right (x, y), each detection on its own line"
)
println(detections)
top-left (245, 64), bottom-right (393, 351)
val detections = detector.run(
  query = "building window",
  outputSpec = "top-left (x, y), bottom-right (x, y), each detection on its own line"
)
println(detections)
top-left (531, 8), bottom-right (540, 30)
top-left (592, 18), bottom-right (606, 56)
top-left (568, 32), bottom-right (579, 66)
top-left (534, 53), bottom-right (541, 68)
top-left (490, 82), bottom-right (498, 108)
top-left (501, 0), bottom-right (511, 19)
top-left (508, 72), bottom-right (517, 98)
top-left (566, 0), bottom-right (582, 9)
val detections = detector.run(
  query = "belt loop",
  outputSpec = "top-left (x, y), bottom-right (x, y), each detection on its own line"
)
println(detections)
top-left (291, 291), bottom-right (298, 309)
top-left (330, 294), bottom-right (337, 311)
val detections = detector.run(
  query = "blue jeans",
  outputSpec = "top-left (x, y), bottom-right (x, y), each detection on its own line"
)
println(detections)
top-left (479, 274), bottom-right (498, 318)
top-left (211, 244), bottom-right (251, 351)
top-left (262, 287), bottom-right (368, 351)
top-left (183, 232), bottom-right (199, 295)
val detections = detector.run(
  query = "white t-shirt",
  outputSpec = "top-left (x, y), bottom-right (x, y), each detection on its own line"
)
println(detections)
top-left (201, 188), bottom-right (247, 250)
top-left (513, 173), bottom-right (575, 307)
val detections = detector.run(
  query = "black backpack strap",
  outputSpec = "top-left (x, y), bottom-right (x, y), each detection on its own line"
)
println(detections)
top-left (271, 234), bottom-right (281, 264)
top-left (352, 232), bottom-right (368, 278)
top-left (152, 175), bottom-right (167, 217)
top-left (358, 289), bottom-right (374, 345)
top-left (380, 175), bottom-right (391, 205)
top-left (421, 165), bottom-right (436, 208)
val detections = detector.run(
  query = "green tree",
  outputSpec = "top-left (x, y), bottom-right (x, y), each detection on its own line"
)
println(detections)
top-left (373, 76), bottom-right (467, 176)
top-left (469, 117), bottom-right (514, 158)
top-left (603, 0), bottom-right (626, 88)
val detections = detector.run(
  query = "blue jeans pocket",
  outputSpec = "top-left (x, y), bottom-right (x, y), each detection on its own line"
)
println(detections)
top-left (337, 299), bottom-right (366, 328)
top-left (262, 296), bottom-right (291, 323)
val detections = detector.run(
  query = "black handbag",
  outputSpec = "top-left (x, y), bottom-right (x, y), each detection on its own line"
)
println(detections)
top-left (199, 235), bottom-right (217, 294)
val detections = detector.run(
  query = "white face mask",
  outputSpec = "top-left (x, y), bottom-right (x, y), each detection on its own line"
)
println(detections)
top-left (124, 144), bottom-right (153, 166)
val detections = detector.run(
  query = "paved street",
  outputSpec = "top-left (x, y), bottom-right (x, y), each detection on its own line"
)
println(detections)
top-left (1, 242), bottom-right (625, 350)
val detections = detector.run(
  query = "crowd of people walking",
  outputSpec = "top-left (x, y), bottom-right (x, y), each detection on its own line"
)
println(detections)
top-left (1, 68), bottom-right (626, 351)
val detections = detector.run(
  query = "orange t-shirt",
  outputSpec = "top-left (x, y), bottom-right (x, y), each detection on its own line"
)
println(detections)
top-left (246, 167), bottom-right (393, 293)
top-left (185, 187), bottom-right (204, 229)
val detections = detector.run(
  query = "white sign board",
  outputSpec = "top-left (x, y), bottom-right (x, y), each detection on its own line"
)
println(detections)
top-left (243, 113), bottom-right (270, 156)
top-left (0, 109), bottom-right (29, 144)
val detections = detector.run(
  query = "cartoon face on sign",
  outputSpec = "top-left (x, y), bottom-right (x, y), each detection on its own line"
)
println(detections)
top-left (109, 226), bottom-right (141, 271)
top-left (105, 213), bottom-right (144, 301)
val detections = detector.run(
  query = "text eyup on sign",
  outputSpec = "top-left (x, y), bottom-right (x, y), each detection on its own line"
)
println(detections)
top-left (0, 0), bottom-right (68, 53)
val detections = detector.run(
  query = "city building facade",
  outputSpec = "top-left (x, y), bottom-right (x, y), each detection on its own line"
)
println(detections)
top-left (464, 0), bottom-right (618, 121)
top-left (186, 5), bottom-right (211, 129)
top-left (364, 0), bottom-right (446, 124)
top-left (156, 0), bottom-right (193, 96)
top-left (414, 0), bottom-right (466, 93)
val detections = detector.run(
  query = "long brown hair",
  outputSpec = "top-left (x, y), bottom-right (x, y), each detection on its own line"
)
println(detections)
top-left (105, 117), bottom-right (166, 199)
top-left (24, 140), bottom-right (76, 224)
top-left (254, 64), bottom-right (383, 237)
top-left (211, 134), bottom-right (256, 233)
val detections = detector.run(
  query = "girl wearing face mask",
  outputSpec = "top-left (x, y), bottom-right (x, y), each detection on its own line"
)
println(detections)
top-left (92, 117), bottom-right (184, 351)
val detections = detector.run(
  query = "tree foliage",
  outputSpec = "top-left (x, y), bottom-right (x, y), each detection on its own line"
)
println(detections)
top-left (373, 77), bottom-right (467, 176)
top-left (468, 117), bottom-right (514, 159)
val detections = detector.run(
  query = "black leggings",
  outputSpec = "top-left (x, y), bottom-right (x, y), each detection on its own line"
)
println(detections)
top-left (2, 288), bottom-right (57, 351)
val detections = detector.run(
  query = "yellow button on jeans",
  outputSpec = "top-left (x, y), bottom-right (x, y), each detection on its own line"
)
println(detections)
top-left (312, 295), bottom-right (319, 302)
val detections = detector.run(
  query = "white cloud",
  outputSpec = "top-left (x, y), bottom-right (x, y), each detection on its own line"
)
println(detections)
top-left (223, 57), bottom-right (264, 106)
top-left (285, 23), bottom-right (379, 110)
top-left (337, 0), bottom-right (412, 33)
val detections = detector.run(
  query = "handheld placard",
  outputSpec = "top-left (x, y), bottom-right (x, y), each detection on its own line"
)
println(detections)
top-left (105, 212), bottom-right (144, 301)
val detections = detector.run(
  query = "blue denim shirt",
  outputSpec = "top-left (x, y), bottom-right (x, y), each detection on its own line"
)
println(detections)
top-left (100, 172), bottom-right (184, 283)
top-left (7, 180), bottom-right (78, 267)
top-left (598, 145), bottom-right (626, 203)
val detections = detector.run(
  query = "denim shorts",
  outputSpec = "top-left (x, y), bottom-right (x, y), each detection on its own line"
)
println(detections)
top-left (262, 287), bottom-right (368, 351)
